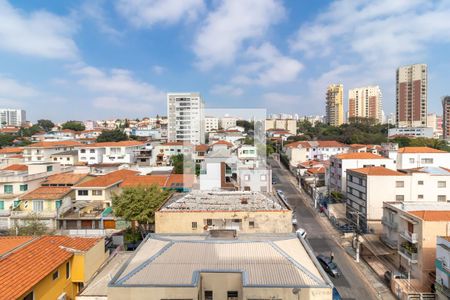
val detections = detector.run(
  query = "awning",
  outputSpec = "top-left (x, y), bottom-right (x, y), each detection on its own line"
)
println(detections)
top-left (362, 234), bottom-right (397, 256)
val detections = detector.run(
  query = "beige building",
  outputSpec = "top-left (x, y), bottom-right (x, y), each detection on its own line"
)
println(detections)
top-left (396, 64), bottom-right (428, 127)
top-left (325, 84), bottom-right (344, 126)
top-left (155, 191), bottom-right (292, 234)
top-left (348, 86), bottom-right (382, 123)
top-left (443, 96), bottom-right (450, 141)
top-left (265, 118), bottom-right (297, 135)
top-left (107, 234), bottom-right (334, 300)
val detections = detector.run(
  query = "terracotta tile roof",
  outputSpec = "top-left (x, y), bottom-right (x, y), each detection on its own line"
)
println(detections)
top-left (409, 210), bottom-right (450, 222)
top-left (0, 237), bottom-right (33, 255)
top-left (2, 164), bottom-right (28, 171)
top-left (0, 236), bottom-right (101, 300)
top-left (398, 147), bottom-right (447, 154)
top-left (166, 174), bottom-right (195, 188)
top-left (121, 175), bottom-right (169, 188)
top-left (79, 140), bottom-right (146, 148)
top-left (307, 167), bottom-right (326, 174)
top-left (212, 140), bottom-right (234, 147)
top-left (349, 166), bottom-right (405, 176)
top-left (20, 186), bottom-right (72, 200)
top-left (75, 169), bottom-right (139, 188)
top-left (285, 140), bottom-right (346, 149)
top-left (161, 141), bottom-right (193, 146)
top-left (298, 160), bottom-right (329, 168)
top-left (441, 236), bottom-right (450, 242)
top-left (26, 141), bottom-right (83, 148)
top-left (316, 140), bottom-right (346, 147)
top-left (195, 144), bottom-right (209, 152)
top-left (43, 173), bottom-right (89, 185)
top-left (334, 152), bottom-right (386, 160)
top-left (0, 147), bottom-right (23, 154)
top-left (0, 127), bottom-right (19, 133)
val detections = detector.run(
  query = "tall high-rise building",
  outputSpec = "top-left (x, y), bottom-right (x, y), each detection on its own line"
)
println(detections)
top-left (167, 93), bottom-right (205, 144)
top-left (396, 64), bottom-right (428, 127)
top-left (443, 96), bottom-right (450, 141)
top-left (348, 86), bottom-right (382, 123)
top-left (0, 109), bottom-right (26, 127)
top-left (325, 84), bottom-right (344, 126)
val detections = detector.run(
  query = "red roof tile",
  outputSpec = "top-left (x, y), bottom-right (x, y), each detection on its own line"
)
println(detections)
top-left (349, 166), bottom-right (405, 176)
top-left (120, 175), bottom-right (169, 188)
top-left (43, 173), bottom-right (89, 185)
top-left (212, 140), bottom-right (233, 147)
top-left (398, 147), bottom-right (447, 154)
top-left (2, 164), bottom-right (28, 171)
top-left (26, 141), bottom-right (82, 148)
top-left (0, 147), bottom-right (23, 154)
top-left (409, 211), bottom-right (450, 221)
top-left (79, 140), bottom-right (145, 148)
top-left (20, 186), bottom-right (72, 200)
top-left (334, 152), bottom-right (386, 160)
top-left (0, 237), bottom-right (33, 255)
top-left (75, 169), bottom-right (139, 188)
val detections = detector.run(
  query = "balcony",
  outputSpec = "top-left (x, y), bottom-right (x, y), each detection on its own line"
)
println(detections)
top-left (381, 234), bottom-right (398, 249)
top-left (0, 210), bottom-right (11, 217)
top-left (436, 258), bottom-right (450, 276)
top-left (400, 230), bottom-right (418, 243)
top-left (435, 282), bottom-right (450, 298)
top-left (10, 211), bottom-right (57, 219)
top-left (381, 216), bottom-right (398, 230)
top-left (399, 243), bottom-right (418, 263)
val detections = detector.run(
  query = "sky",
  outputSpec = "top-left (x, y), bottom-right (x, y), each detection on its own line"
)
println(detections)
top-left (1, 0), bottom-right (450, 122)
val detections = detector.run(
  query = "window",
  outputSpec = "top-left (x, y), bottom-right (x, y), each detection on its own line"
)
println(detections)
top-left (90, 149), bottom-right (95, 153)
top-left (192, 222), bottom-right (197, 229)
top-left (260, 175), bottom-right (267, 181)
top-left (244, 175), bottom-right (250, 181)
top-left (227, 291), bottom-right (238, 300)
top-left (249, 221), bottom-right (255, 228)
top-left (421, 158), bottom-right (433, 164)
top-left (92, 190), bottom-right (103, 196)
top-left (418, 194), bottom-right (424, 199)
top-left (23, 292), bottom-right (33, 300)
top-left (66, 262), bottom-right (70, 279)
top-left (395, 181), bottom-right (404, 188)
top-left (438, 195), bottom-right (447, 202)
top-left (205, 291), bottom-right (213, 300)
top-left (417, 180), bottom-right (424, 185)
top-left (396, 195), bottom-right (404, 201)
top-left (4, 185), bottom-right (13, 194)
top-left (409, 158), bottom-right (415, 163)
top-left (206, 219), bottom-right (212, 226)
top-left (52, 270), bottom-right (59, 280)
top-left (438, 181), bottom-right (446, 188)
top-left (46, 166), bottom-right (53, 172)
top-left (0, 201), bottom-right (4, 210)
top-left (80, 149), bottom-right (86, 153)
top-left (20, 184), bottom-right (28, 192)
top-left (78, 190), bottom-right (88, 196)
top-left (33, 200), bottom-right (44, 212)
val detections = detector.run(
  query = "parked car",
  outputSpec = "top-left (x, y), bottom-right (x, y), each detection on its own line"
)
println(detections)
top-left (272, 176), bottom-right (279, 184)
top-left (338, 223), bottom-right (355, 233)
top-left (384, 271), bottom-right (407, 285)
top-left (332, 287), bottom-right (342, 300)
top-left (276, 189), bottom-right (286, 201)
top-left (296, 228), bottom-right (307, 239)
top-left (292, 217), bottom-right (298, 226)
top-left (316, 254), bottom-right (340, 277)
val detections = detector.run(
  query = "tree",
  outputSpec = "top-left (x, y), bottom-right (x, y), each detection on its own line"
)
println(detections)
top-left (96, 129), bottom-right (128, 142)
top-left (61, 120), bottom-right (85, 131)
top-left (11, 215), bottom-right (50, 236)
top-left (0, 134), bottom-right (15, 147)
top-left (37, 119), bottom-right (55, 132)
top-left (112, 185), bottom-right (170, 235)
top-left (236, 120), bottom-right (254, 132)
top-left (18, 125), bottom-right (42, 137)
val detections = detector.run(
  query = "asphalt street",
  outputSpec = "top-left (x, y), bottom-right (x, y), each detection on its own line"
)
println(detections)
top-left (270, 159), bottom-right (379, 300)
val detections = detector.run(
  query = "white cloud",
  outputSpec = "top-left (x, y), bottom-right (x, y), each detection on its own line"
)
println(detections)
top-left (0, 0), bottom-right (78, 59)
top-left (0, 75), bottom-right (39, 98)
top-left (152, 65), bottom-right (166, 75)
top-left (262, 92), bottom-right (301, 112)
top-left (80, 0), bottom-right (121, 38)
top-left (194, 0), bottom-right (285, 70)
top-left (115, 0), bottom-right (205, 28)
top-left (210, 84), bottom-right (243, 97)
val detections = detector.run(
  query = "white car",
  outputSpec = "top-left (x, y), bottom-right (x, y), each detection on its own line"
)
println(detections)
top-left (296, 228), bottom-right (307, 239)
top-left (276, 189), bottom-right (286, 200)
top-left (292, 217), bottom-right (298, 226)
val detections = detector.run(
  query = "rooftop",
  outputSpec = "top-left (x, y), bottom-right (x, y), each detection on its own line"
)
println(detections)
top-left (285, 140), bottom-right (346, 149)
top-left (79, 140), bottom-right (146, 148)
top-left (20, 186), bottom-right (72, 200)
top-left (75, 169), bottom-right (139, 188)
top-left (160, 191), bottom-right (288, 212)
top-left (50, 150), bottom-right (78, 156)
top-left (110, 234), bottom-right (329, 288)
top-left (1, 164), bottom-right (28, 172)
top-left (42, 172), bottom-right (89, 186)
top-left (0, 236), bottom-right (33, 255)
top-left (398, 147), bottom-right (447, 154)
top-left (334, 152), bottom-right (387, 160)
top-left (409, 210), bottom-right (450, 222)
top-left (25, 140), bottom-right (83, 148)
top-left (0, 147), bottom-right (23, 154)
top-left (349, 166), bottom-right (405, 176)
top-left (400, 166), bottom-right (450, 175)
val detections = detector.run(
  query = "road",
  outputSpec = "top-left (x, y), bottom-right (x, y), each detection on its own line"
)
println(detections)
top-left (270, 159), bottom-right (378, 300)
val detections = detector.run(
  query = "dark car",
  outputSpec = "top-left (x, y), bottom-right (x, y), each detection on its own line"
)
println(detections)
top-left (384, 270), bottom-right (407, 285)
top-left (332, 287), bottom-right (342, 300)
top-left (316, 254), bottom-right (340, 277)
top-left (272, 176), bottom-right (279, 184)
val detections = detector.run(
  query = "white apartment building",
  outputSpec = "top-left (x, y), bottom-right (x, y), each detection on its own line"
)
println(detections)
top-left (167, 92), bottom-right (205, 144)
top-left (265, 118), bottom-right (297, 134)
top-left (23, 141), bottom-right (82, 163)
top-left (204, 116), bottom-right (219, 132)
top-left (396, 147), bottom-right (450, 169)
top-left (0, 109), bottom-right (26, 127)
top-left (237, 166), bottom-right (272, 193)
top-left (328, 152), bottom-right (396, 193)
top-left (348, 86), bottom-right (383, 123)
top-left (346, 166), bottom-right (450, 233)
top-left (435, 236), bottom-right (450, 300)
top-left (284, 140), bottom-right (349, 168)
top-left (219, 116), bottom-right (238, 130)
top-left (77, 141), bottom-right (146, 165)
top-left (388, 127), bottom-right (433, 138)
top-left (151, 142), bottom-right (194, 166)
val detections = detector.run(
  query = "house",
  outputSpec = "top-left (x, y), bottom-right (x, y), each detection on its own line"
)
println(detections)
top-left (435, 236), bottom-right (450, 300)
top-left (50, 150), bottom-right (79, 166)
top-left (265, 118), bottom-right (297, 134)
top-left (193, 144), bottom-right (209, 163)
top-left (120, 173), bottom-right (196, 192)
top-left (0, 235), bottom-right (108, 300)
top-left (348, 144), bottom-right (382, 154)
top-left (236, 144), bottom-right (258, 166)
top-left (23, 141), bottom-right (82, 163)
top-left (106, 233), bottom-right (333, 300)
top-left (328, 152), bottom-right (396, 194)
top-left (396, 147), bottom-right (450, 169)
top-left (210, 139), bottom-right (234, 152)
top-left (151, 142), bottom-right (194, 166)
top-left (41, 129), bottom-right (77, 141)
top-left (0, 147), bottom-right (23, 167)
top-left (77, 141), bottom-right (146, 165)
top-left (236, 166), bottom-right (272, 193)
top-left (208, 130), bottom-right (245, 145)
top-left (155, 191), bottom-right (291, 234)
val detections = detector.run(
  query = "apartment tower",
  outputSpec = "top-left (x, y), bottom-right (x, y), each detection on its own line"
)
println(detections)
top-left (443, 96), bottom-right (450, 141)
top-left (396, 64), bottom-right (428, 127)
top-left (325, 84), bottom-right (344, 126)
top-left (348, 86), bottom-right (383, 123)
top-left (167, 93), bottom-right (205, 144)
top-left (0, 109), bottom-right (26, 127)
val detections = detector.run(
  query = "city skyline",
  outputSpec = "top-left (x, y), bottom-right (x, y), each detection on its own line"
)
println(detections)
top-left (1, 0), bottom-right (450, 121)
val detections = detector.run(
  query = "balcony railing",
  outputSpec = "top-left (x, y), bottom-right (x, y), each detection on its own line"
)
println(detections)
top-left (435, 281), bottom-right (450, 298)
top-left (10, 211), bottom-right (57, 218)
top-left (436, 258), bottom-right (450, 275)
top-left (381, 216), bottom-right (398, 230)
top-left (381, 234), bottom-right (398, 249)
top-left (399, 245), bottom-right (418, 263)
top-left (0, 210), bottom-right (11, 217)
top-left (400, 230), bottom-right (418, 243)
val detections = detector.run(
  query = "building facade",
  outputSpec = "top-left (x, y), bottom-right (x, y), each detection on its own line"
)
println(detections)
top-left (443, 96), bottom-right (450, 141)
top-left (0, 108), bottom-right (26, 127)
top-left (325, 84), bottom-right (344, 126)
top-left (396, 64), bottom-right (428, 127)
top-left (348, 86), bottom-right (382, 123)
top-left (167, 92), bottom-right (205, 144)
top-left (204, 116), bottom-right (219, 132)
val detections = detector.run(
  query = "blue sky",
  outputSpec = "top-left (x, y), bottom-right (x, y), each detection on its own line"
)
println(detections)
top-left (1, 0), bottom-right (450, 122)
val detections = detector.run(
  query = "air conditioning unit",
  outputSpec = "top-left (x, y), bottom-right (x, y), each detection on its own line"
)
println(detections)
top-left (57, 293), bottom-right (66, 300)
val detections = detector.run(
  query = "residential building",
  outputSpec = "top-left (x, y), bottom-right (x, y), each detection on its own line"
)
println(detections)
top-left (0, 235), bottom-right (108, 300)
top-left (167, 92), bottom-right (205, 144)
top-left (50, 150), bottom-right (79, 166)
top-left (435, 236), bottom-right (450, 300)
top-left (23, 141), bottom-right (82, 163)
top-left (219, 116), bottom-right (238, 130)
top-left (396, 147), bottom-right (450, 169)
top-left (348, 86), bottom-right (383, 123)
top-left (328, 152), bottom-right (396, 193)
top-left (396, 64), bottom-right (428, 127)
top-left (0, 147), bottom-right (23, 168)
top-left (106, 233), bottom-right (333, 300)
top-left (325, 84), bottom-right (344, 126)
top-left (388, 126), bottom-right (434, 138)
top-left (265, 118), bottom-right (297, 134)
top-left (443, 96), bottom-right (450, 141)
top-left (427, 113), bottom-right (443, 139)
top-left (41, 129), bottom-right (77, 141)
top-left (348, 144), bottom-right (381, 154)
top-left (77, 141), bottom-right (146, 165)
top-left (236, 166), bottom-right (272, 193)
top-left (208, 130), bottom-right (245, 145)
top-left (193, 144), bottom-right (209, 163)
top-left (204, 116), bottom-right (219, 132)
top-left (151, 142), bottom-right (194, 166)
top-left (0, 108), bottom-right (26, 127)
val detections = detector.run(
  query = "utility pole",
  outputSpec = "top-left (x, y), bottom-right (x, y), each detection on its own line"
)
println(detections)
top-left (350, 211), bottom-right (362, 263)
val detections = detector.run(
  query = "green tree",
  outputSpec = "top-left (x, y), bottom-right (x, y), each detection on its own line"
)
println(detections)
top-left (96, 129), bottom-right (128, 142)
top-left (112, 185), bottom-right (170, 235)
top-left (61, 120), bottom-right (85, 131)
top-left (170, 154), bottom-right (194, 174)
top-left (236, 120), bottom-right (254, 132)
top-left (11, 214), bottom-right (50, 236)
top-left (37, 119), bottom-right (55, 132)
top-left (18, 125), bottom-right (42, 137)
top-left (0, 134), bottom-right (15, 147)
